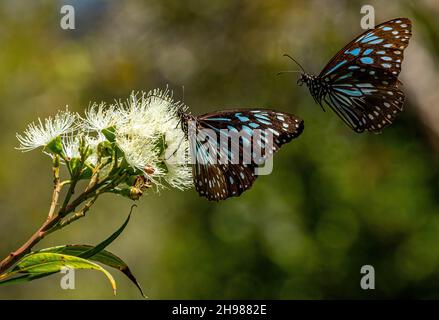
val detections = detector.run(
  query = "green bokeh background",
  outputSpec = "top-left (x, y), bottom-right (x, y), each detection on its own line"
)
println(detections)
top-left (1, 0), bottom-right (439, 299)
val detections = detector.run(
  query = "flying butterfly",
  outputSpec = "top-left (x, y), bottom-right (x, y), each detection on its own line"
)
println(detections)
top-left (282, 18), bottom-right (412, 133)
top-left (177, 108), bottom-right (304, 201)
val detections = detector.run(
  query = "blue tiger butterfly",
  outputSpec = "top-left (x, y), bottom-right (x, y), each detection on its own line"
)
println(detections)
top-left (285, 18), bottom-right (412, 133)
top-left (178, 108), bottom-right (304, 201)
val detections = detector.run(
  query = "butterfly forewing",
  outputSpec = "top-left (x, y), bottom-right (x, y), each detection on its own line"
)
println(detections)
top-left (312, 18), bottom-right (411, 132)
top-left (188, 109), bottom-right (304, 201)
top-left (320, 18), bottom-right (411, 79)
top-left (198, 109), bottom-right (303, 162)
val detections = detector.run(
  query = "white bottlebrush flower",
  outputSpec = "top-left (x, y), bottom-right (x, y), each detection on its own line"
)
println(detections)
top-left (61, 133), bottom-right (81, 160)
top-left (116, 133), bottom-right (162, 176)
top-left (16, 108), bottom-right (76, 152)
top-left (82, 102), bottom-right (118, 132)
top-left (115, 89), bottom-right (185, 137)
top-left (162, 115), bottom-right (193, 190)
top-left (163, 160), bottom-right (193, 190)
top-left (114, 89), bottom-right (193, 190)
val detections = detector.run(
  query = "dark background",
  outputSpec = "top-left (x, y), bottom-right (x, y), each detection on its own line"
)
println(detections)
top-left (1, 0), bottom-right (439, 299)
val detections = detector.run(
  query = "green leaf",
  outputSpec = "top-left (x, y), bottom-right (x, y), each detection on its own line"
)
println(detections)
top-left (79, 205), bottom-right (135, 259)
top-left (46, 136), bottom-right (63, 155)
top-left (97, 140), bottom-right (113, 158)
top-left (68, 158), bottom-right (82, 175)
top-left (6, 252), bottom-right (116, 295)
top-left (0, 207), bottom-right (143, 296)
top-left (102, 127), bottom-right (116, 143)
top-left (38, 245), bottom-right (145, 297)
top-left (0, 245), bottom-right (145, 297)
top-left (79, 166), bottom-right (93, 180)
top-left (0, 272), bottom-right (58, 286)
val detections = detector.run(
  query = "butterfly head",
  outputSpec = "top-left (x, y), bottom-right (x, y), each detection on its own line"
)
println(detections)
top-left (280, 54), bottom-right (311, 87)
top-left (176, 106), bottom-right (194, 135)
top-left (297, 72), bottom-right (312, 87)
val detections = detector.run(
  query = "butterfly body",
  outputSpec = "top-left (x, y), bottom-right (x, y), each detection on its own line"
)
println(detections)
top-left (178, 109), bottom-right (304, 201)
top-left (298, 73), bottom-right (329, 110)
top-left (295, 18), bottom-right (412, 133)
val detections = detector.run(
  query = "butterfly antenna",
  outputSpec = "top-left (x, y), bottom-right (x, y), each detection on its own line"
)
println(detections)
top-left (277, 70), bottom-right (302, 76)
top-left (165, 135), bottom-right (185, 160)
top-left (283, 54), bottom-right (306, 73)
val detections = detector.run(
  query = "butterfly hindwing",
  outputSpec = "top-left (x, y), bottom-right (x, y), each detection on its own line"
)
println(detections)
top-left (187, 109), bottom-right (304, 201)
top-left (193, 163), bottom-right (257, 201)
top-left (327, 65), bottom-right (405, 132)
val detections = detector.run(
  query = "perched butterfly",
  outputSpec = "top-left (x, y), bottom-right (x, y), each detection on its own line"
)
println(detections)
top-left (178, 109), bottom-right (304, 201)
top-left (284, 18), bottom-right (412, 133)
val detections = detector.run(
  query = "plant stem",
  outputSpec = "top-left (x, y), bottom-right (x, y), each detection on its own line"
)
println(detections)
top-left (85, 158), bottom-right (111, 192)
top-left (55, 196), bottom-right (99, 231)
top-left (58, 164), bottom-right (83, 216)
top-left (0, 189), bottom-right (96, 274)
top-left (48, 156), bottom-right (61, 219)
top-left (0, 215), bottom-right (58, 275)
top-left (0, 166), bottom-right (125, 275)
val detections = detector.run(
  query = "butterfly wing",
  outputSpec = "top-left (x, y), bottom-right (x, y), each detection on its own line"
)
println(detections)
top-left (327, 68), bottom-right (405, 132)
top-left (320, 18), bottom-right (411, 78)
top-left (189, 109), bottom-right (304, 201)
top-left (319, 18), bottom-right (411, 132)
top-left (192, 163), bottom-right (257, 201)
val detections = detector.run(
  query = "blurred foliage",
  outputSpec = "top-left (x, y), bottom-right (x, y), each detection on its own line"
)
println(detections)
top-left (1, 0), bottom-right (439, 299)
